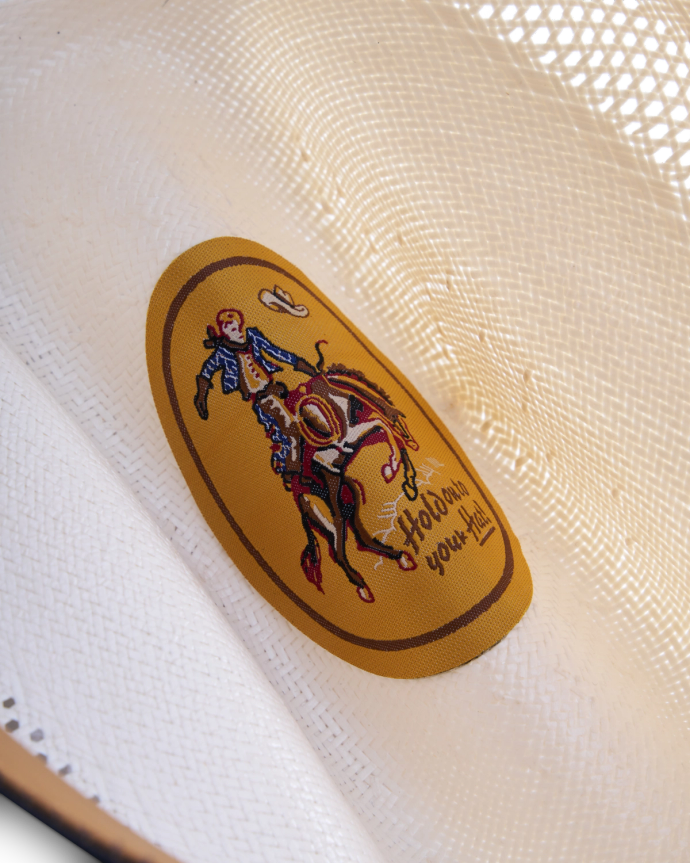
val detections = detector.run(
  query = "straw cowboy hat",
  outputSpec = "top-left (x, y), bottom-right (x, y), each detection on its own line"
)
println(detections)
top-left (2, 0), bottom-right (689, 861)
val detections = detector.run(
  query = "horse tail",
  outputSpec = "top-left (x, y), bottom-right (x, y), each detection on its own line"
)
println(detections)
top-left (315, 339), bottom-right (328, 373)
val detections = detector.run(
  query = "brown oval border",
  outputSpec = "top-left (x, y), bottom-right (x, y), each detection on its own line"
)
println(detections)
top-left (162, 255), bottom-right (513, 651)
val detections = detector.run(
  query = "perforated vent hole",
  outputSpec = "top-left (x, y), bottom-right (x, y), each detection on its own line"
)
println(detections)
top-left (594, 72), bottom-right (612, 87)
top-left (469, 0), bottom-right (690, 204)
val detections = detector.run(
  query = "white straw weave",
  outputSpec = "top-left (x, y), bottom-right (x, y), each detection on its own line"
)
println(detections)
top-left (2, 0), bottom-right (689, 860)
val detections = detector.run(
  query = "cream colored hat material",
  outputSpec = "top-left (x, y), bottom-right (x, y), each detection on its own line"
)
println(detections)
top-left (1, 0), bottom-right (690, 861)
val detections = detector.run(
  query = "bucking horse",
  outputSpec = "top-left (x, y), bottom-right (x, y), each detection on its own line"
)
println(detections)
top-left (197, 334), bottom-right (419, 603)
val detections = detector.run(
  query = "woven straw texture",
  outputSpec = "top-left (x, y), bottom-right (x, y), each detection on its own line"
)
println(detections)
top-left (1, 0), bottom-right (689, 860)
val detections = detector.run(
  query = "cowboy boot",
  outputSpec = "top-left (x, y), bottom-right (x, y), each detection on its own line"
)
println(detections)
top-left (194, 375), bottom-right (212, 420)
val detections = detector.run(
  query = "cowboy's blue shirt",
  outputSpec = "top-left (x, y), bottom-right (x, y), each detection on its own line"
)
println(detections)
top-left (199, 327), bottom-right (299, 394)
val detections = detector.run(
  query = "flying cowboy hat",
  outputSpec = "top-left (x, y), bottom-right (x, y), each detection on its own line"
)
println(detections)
top-left (258, 284), bottom-right (310, 316)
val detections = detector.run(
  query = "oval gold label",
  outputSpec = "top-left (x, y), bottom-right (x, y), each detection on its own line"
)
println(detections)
top-left (147, 238), bottom-right (532, 677)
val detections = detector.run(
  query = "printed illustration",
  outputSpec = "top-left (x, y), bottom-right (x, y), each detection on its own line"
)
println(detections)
top-left (193, 289), bottom-right (419, 603)
top-left (148, 238), bottom-right (533, 677)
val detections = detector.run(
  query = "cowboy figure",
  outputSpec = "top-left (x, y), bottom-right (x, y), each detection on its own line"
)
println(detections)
top-left (194, 308), bottom-right (317, 474)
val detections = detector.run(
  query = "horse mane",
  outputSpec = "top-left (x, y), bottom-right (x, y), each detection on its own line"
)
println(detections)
top-left (325, 363), bottom-right (394, 406)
